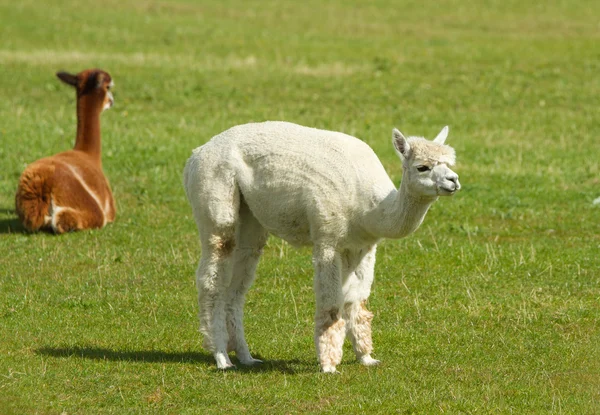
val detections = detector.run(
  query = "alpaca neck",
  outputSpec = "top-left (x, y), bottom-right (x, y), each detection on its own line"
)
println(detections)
top-left (366, 175), bottom-right (437, 240)
top-left (73, 96), bottom-right (102, 163)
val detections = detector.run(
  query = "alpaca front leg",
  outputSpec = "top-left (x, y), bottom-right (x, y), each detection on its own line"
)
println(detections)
top-left (344, 245), bottom-right (380, 366)
top-left (313, 246), bottom-right (346, 373)
top-left (196, 236), bottom-right (235, 370)
top-left (344, 301), bottom-right (379, 366)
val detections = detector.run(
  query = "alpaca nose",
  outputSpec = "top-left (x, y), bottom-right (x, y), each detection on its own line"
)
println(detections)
top-left (449, 174), bottom-right (461, 191)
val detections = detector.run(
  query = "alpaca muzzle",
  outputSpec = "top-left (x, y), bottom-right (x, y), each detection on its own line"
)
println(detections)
top-left (440, 175), bottom-right (460, 194)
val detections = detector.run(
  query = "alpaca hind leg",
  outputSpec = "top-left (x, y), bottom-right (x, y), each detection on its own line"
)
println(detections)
top-left (51, 202), bottom-right (104, 234)
top-left (196, 232), bottom-right (237, 369)
top-left (225, 203), bottom-right (269, 365)
top-left (343, 245), bottom-right (380, 366)
top-left (51, 166), bottom-right (106, 233)
top-left (313, 246), bottom-right (346, 373)
top-left (51, 207), bottom-right (81, 233)
top-left (186, 156), bottom-right (243, 369)
top-left (191, 173), bottom-right (241, 370)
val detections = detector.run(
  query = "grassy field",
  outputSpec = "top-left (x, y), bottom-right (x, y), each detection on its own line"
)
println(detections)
top-left (1, 0), bottom-right (599, 413)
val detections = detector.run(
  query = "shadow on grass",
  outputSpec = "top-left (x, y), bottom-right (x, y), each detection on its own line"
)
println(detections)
top-left (36, 346), bottom-right (312, 374)
top-left (0, 208), bottom-right (27, 234)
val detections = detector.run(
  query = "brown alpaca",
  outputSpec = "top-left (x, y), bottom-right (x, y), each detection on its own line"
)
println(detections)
top-left (15, 69), bottom-right (116, 234)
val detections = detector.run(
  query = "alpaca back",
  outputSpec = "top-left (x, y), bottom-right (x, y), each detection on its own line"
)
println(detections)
top-left (208, 121), bottom-right (394, 198)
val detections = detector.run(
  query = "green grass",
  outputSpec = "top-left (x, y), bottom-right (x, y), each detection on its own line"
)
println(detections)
top-left (1, 0), bottom-right (599, 413)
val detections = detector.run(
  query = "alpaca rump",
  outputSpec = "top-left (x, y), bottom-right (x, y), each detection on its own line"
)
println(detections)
top-left (184, 121), bottom-right (461, 373)
top-left (15, 69), bottom-right (116, 234)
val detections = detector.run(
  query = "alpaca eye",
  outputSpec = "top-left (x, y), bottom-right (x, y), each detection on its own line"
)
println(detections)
top-left (416, 165), bottom-right (431, 172)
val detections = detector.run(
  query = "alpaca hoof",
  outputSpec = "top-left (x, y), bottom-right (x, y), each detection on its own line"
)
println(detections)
top-left (240, 358), bottom-right (263, 366)
top-left (217, 362), bottom-right (237, 370)
top-left (215, 352), bottom-right (235, 370)
top-left (359, 355), bottom-right (381, 366)
top-left (321, 365), bottom-right (339, 374)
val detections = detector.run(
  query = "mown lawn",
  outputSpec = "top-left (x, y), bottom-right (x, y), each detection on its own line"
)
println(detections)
top-left (1, 0), bottom-right (599, 413)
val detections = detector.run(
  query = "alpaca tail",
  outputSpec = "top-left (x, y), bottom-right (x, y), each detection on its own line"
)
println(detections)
top-left (15, 165), bottom-right (54, 232)
top-left (183, 149), bottom-right (204, 207)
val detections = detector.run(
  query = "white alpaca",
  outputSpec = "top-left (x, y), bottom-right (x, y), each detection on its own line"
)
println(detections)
top-left (183, 121), bottom-right (460, 372)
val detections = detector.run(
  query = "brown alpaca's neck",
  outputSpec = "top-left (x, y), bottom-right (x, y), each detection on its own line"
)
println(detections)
top-left (73, 95), bottom-right (103, 163)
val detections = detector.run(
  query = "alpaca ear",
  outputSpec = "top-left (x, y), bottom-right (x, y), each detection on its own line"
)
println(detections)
top-left (392, 128), bottom-right (410, 160)
top-left (56, 71), bottom-right (79, 87)
top-left (433, 126), bottom-right (449, 144)
top-left (94, 72), bottom-right (107, 88)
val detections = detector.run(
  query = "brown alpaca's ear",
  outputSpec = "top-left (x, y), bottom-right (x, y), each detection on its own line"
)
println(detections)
top-left (56, 71), bottom-right (78, 87)
top-left (94, 72), bottom-right (107, 87)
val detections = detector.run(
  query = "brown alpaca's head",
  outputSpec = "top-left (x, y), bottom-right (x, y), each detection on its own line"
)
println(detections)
top-left (56, 69), bottom-right (114, 111)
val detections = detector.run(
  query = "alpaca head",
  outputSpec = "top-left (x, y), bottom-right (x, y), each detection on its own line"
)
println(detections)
top-left (392, 126), bottom-right (460, 198)
top-left (56, 69), bottom-right (114, 111)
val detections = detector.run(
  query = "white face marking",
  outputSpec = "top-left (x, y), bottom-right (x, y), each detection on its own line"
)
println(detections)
top-left (104, 91), bottom-right (114, 110)
top-left (104, 80), bottom-right (115, 110)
